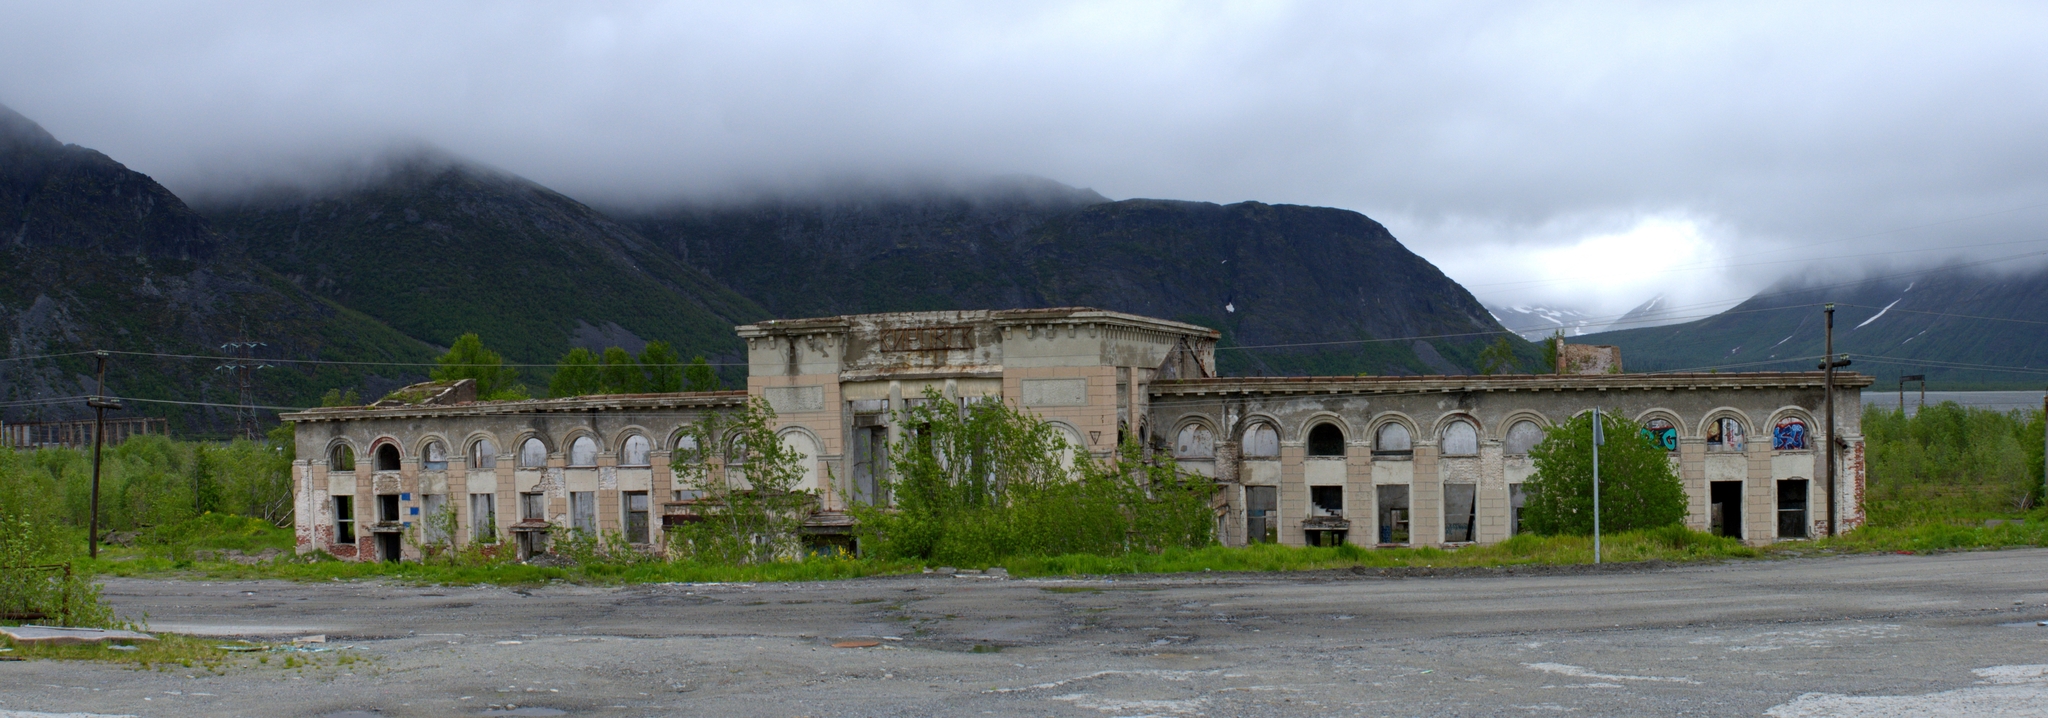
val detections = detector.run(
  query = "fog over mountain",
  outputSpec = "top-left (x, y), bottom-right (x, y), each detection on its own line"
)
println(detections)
top-left (4, 3), bottom-right (2048, 319)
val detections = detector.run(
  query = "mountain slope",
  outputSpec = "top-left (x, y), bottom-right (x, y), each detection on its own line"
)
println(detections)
top-left (1589, 265), bottom-right (2048, 389)
top-left (1487, 303), bottom-right (1606, 340)
top-left (621, 185), bottom-right (1534, 376)
top-left (0, 103), bottom-right (436, 432)
top-left (203, 155), bottom-right (771, 368)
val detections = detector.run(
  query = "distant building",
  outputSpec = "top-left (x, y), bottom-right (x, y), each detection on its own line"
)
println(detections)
top-left (284, 309), bottom-right (1871, 561)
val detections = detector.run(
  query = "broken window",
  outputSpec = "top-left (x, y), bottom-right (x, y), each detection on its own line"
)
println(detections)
top-left (1504, 421), bottom-right (1545, 456)
top-left (1778, 479), bottom-right (1809, 538)
top-left (519, 438), bottom-right (548, 468)
top-left (725, 435), bottom-right (750, 488)
top-left (1706, 417), bottom-right (1747, 453)
top-left (1374, 423), bottom-right (1412, 456)
top-left (621, 435), bottom-right (651, 467)
top-left (1307, 423), bottom-right (1345, 457)
top-left (1310, 486), bottom-right (1343, 517)
top-left (1510, 483), bottom-right (1527, 535)
top-left (624, 491), bottom-right (650, 543)
top-left (375, 444), bottom-right (401, 472)
top-left (378, 493), bottom-right (400, 523)
top-left (1242, 423), bottom-right (1280, 458)
top-left (470, 493), bottom-right (497, 541)
top-left (1245, 486), bottom-right (1278, 543)
top-left (333, 495), bottom-right (356, 544)
top-left (1772, 417), bottom-right (1810, 451)
top-left (1174, 424), bottom-right (1215, 458)
top-left (330, 444), bottom-right (355, 471)
top-left (852, 425), bottom-right (888, 505)
top-left (1441, 420), bottom-right (1479, 456)
top-left (569, 436), bottom-right (599, 467)
top-left (1444, 484), bottom-right (1477, 542)
top-left (1376, 485), bottom-right (1409, 544)
top-left (521, 491), bottom-right (546, 521)
top-left (570, 491), bottom-right (597, 534)
top-left (469, 438), bottom-right (497, 469)
top-left (421, 494), bottom-right (447, 543)
top-left (422, 441), bottom-right (448, 471)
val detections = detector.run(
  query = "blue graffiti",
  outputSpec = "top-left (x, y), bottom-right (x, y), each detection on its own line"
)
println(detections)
top-left (1641, 426), bottom-right (1678, 451)
top-left (1773, 421), bottom-right (1808, 451)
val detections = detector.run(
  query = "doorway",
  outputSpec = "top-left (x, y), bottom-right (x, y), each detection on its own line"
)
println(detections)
top-left (1245, 486), bottom-right (1277, 544)
top-left (1710, 481), bottom-right (1744, 539)
top-left (1777, 479), bottom-right (1810, 538)
top-left (375, 532), bottom-right (401, 562)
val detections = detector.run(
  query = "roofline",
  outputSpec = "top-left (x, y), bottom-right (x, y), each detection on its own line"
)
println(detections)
top-left (737, 307), bottom-right (1220, 340)
top-left (280, 390), bottom-right (749, 423)
top-left (1151, 372), bottom-right (1877, 396)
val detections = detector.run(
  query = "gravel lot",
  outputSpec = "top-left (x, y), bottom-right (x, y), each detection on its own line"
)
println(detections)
top-left (5, 550), bottom-right (2048, 717)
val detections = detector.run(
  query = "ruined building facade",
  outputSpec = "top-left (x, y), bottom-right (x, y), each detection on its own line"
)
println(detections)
top-left (286, 308), bottom-right (1871, 561)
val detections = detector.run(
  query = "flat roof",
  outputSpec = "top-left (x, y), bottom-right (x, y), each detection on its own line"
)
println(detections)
top-left (1151, 372), bottom-right (1876, 396)
top-left (280, 390), bottom-right (748, 423)
top-left (737, 307), bottom-right (1219, 340)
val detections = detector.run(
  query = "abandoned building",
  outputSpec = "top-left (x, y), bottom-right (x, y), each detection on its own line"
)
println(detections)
top-left (285, 307), bottom-right (1872, 561)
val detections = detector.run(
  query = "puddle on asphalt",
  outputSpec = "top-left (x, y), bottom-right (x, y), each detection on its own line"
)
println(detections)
top-left (480, 708), bottom-right (568, 716)
top-left (1997, 621), bottom-right (2048, 628)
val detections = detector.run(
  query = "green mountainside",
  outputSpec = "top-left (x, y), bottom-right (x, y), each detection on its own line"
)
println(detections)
top-left (0, 104), bottom-right (435, 434)
top-left (1589, 265), bottom-right (2048, 389)
top-left (620, 187), bottom-right (1536, 376)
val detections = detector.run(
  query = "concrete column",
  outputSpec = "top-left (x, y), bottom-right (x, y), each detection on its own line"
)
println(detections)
top-left (449, 463), bottom-right (469, 548)
top-left (1345, 446), bottom-right (1375, 547)
top-left (1679, 439), bottom-right (1708, 532)
top-left (1413, 445), bottom-right (1443, 547)
top-left (1278, 445), bottom-right (1306, 547)
top-left (1746, 441), bottom-right (1773, 545)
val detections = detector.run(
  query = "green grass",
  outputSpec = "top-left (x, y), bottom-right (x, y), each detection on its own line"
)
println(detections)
top-left (1009, 525), bottom-right (1758, 576)
top-left (0, 632), bottom-right (365, 674)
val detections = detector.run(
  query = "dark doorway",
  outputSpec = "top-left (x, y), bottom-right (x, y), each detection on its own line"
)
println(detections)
top-left (1710, 481), bottom-right (1744, 539)
top-left (376, 532), bottom-right (401, 563)
top-left (1245, 486), bottom-right (1278, 544)
top-left (1377, 485), bottom-right (1410, 544)
top-left (1778, 479), bottom-right (1810, 538)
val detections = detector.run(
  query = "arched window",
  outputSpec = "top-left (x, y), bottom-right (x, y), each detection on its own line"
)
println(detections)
top-left (569, 436), bottom-right (599, 467)
top-left (330, 444), bottom-right (355, 471)
top-left (1374, 423), bottom-right (1412, 455)
top-left (1242, 423), bottom-right (1280, 458)
top-left (1307, 423), bottom-right (1345, 457)
top-left (1504, 421), bottom-right (1545, 456)
top-left (374, 443), bottom-right (401, 471)
top-left (1706, 417), bottom-right (1746, 453)
top-left (469, 438), bottom-right (497, 469)
top-left (1642, 418), bottom-right (1678, 452)
top-left (1441, 420), bottom-right (1478, 456)
top-left (423, 440), bottom-right (448, 471)
top-left (672, 431), bottom-right (700, 455)
top-left (620, 435), bottom-right (651, 466)
top-left (1174, 424), bottom-right (1215, 459)
top-left (1772, 417), bottom-right (1810, 451)
top-left (519, 438), bottom-right (548, 468)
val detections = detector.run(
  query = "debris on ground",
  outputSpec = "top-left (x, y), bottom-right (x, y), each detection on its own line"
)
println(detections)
top-left (0, 625), bottom-right (157, 646)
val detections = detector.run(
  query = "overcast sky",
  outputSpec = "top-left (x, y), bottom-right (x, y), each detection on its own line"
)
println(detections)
top-left (5, 2), bottom-right (2046, 322)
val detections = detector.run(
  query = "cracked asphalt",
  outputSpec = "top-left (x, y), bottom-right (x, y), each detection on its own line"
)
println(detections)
top-left (5, 549), bottom-right (2048, 717)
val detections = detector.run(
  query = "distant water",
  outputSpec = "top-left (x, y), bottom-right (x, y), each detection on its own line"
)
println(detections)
top-left (1861, 390), bottom-right (2045, 417)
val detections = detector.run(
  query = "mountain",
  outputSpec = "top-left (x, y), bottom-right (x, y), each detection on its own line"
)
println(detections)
top-left (1589, 265), bottom-right (2048, 389)
top-left (1487, 303), bottom-right (1607, 340)
top-left (0, 103), bottom-right (435, 432)
top-left (1603, 294), bottom-right (1688, 332)
top-left (201, 154), bottom-right (771, 369)
top-left (618, 184), bottom-right (1536, 376)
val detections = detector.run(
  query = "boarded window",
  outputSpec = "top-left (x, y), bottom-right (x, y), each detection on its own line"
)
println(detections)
top-left (1242, 424), bottom-right (1280, 458)
top-left (623, 491), bottom-right (650, 543)
top-left (421, 494), bottom-right (448, 543)
top-left (1444, 483), bottom-right (1477, 542)
top-left (423, 441), bottom-right (448, 471)
top-left (375, 444), bottom-right (401, 472)
top-left (1307, 423), bottom-right (1345, 457)
top-left (852, 426), bottom-right (888, 505)
top-left (330, 444), bottom-right (355, 471)
top-left (1374, 423), bottom-right (1412, 455)
top-left (1246, 486), bottom-right (1278, 543)
top-left (570, 491), bottom-right (596, 534)
top-left (1510, 483), bottom-right (1527, 535)
top-left (569, 437), bottom-right (599, 467)
top-left (470, 493), bottom-right (497, 541)
top-left (621, 435), bottom-right (651, 466)
top-left (519, 438), bottom-right (548, 468)
top-left (1504, 421), bottom-right (1545, 456)
top-left (1772, 417), bottom-right (1810, 451)
top-left (469, 438), bottom-right (497, 469)
top-left (1441, 420), bottom-right (1478, 456)
top-left (1707, 417), bottom-right (1747, 453)
top-left (1175, 424), bottom-right (1215, 458)
top-left (520, 491), bottom-right (545, 521)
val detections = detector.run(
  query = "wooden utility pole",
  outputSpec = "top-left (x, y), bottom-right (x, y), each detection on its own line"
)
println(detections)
top-left (1819, 305), bottom-right (1851, 537)
top-left (85, 352), bottom-right (123, 558)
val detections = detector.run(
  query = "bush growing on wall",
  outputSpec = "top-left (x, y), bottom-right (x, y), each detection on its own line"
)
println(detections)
top-left (666, 397), bottom-right (813, 564)
top-left (1524, 411), bottom-right (1686, 536)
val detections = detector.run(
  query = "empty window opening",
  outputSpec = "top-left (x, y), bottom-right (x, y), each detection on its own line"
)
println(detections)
top-left (519, 438), bottom-right (549, 468)
top-left (1374, 423), bottom-right (1412, 456)
top-left (377, 494), bottom-right (400, 523)
top-left (377, 532), bottom-right (401, 563)
top-left (1772, 417), bottom-right (1810, 451)
top-left (1444, 483), bottom-right (1478, 542)
top-left (375, 444), bottom-right (401, 472)
top-left (1642, 418), bottom-right (1678, 452)
top-left (1706, 417), bottom-right (1747, 453)
top-left (1307, 423), bottom-right (1346, 457)
top-left (1310, 486), bottom-right (1344, 517)
top-left (1242, 424), bottom-right (1280, 458)
top-left (333, 496), bottom-right (356, 544)
top-left (521, 491), bottom-right (546, 521)
top-left (469, 438), bottom-right (497, 469)
top-left (1441, 420), bottom-right (1479, 456)
top-left (570, 491), bottom-right (596, 534)
top-left (1175, 424), bottom-right (1215, 459)
top-left (330, 444), bottom-right (355, 471)
top-left (1377, 485), bottom-right (1410, 544)
top-left (624, 491), bottom-right (650, 543)
top-left (852, 425), bottom-right (889, 506)
top-left (470, 493), bottom-right (497, 542)
top-left (1778, 479), bottom-right (1810, 538)
top-left (1510, 483), bottom-right (1528, 535)
top-left (1245, 486), bottom-right (1278, 544)
top-left (1504, 421), bottom-right (1545, 456)
top-left (423, 441), bottom-right (448, 471)
top-left (621, 435), bottom-right (651, 467)
top-left (1710, 481), bottom-right (1744, 538)
top-left (569, 436), bottom-right (599, 467)
top-left (421, 494), bottom-right (448, 544)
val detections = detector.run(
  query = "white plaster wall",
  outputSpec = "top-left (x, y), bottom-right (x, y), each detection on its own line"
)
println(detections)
top-left (1372, 460), bottom-right (1414, 485)
top-left (1771, 452), bottom-right (1813, 480)
top-left (1243, 460), bottom-right (1281, 485)
top-left (1706, 454), bottom-right (1748, 482)
top-left (617, 468), bottom-right (652, 492)
top-left (1304, 458), bottom-right (1346, 486)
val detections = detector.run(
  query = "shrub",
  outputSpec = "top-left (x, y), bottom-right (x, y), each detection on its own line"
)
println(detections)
top-left (1524, 411), bottom-right (1686, 535)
